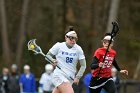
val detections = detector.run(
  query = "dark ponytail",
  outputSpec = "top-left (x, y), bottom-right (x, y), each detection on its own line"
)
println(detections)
top-left (105, 32), bottom-right (111, 36)
top-left (65, 26), bottom-right (74, 35)
top-left (101, 32), bottom-right (111, 40)
top-left (69, 26), bottom-right (74, 31)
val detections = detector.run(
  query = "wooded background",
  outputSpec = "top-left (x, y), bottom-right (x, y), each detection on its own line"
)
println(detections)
top-left (0, 0), bottom-right (140, 80)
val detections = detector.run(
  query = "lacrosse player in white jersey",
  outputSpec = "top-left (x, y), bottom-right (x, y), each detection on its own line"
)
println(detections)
top-left (45, 26), bottom-right (86, 93)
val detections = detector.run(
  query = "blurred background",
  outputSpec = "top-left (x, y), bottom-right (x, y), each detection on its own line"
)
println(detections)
top-left (0, 0), bottom-right (140, 93)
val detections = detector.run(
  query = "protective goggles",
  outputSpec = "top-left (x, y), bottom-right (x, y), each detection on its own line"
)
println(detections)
top-left (66, 35), bottom-right (78, 41)
top-left (102, 39), bottom-right (113, 44)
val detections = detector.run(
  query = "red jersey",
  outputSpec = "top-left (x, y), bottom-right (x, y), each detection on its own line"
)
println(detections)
top-left (92, 47), bottom-right (116, 78)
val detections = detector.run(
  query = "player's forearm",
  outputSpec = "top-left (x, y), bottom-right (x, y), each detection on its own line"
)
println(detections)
top-left (112, 59), bottom-right (121, 71)
top-left (90, 56), bottom-right (99, 69)
top-left (76, 59), bottom-right (86, 79)
top-left (45, 52), bottom-right (56, 63)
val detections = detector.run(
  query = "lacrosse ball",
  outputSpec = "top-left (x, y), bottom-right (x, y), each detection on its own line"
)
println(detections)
top-left (30, 44), bottom-right (35, 49)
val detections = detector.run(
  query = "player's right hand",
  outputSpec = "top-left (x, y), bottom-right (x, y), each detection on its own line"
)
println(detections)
top-left (52, 60), bottom-right (58, 67)
top-left (99, 62), bottom-right (104, 67)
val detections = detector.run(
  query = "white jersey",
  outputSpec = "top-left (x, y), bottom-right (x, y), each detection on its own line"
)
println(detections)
top-left (39, 73), bottom-right (54, 91)
top-left (49, 42), bottom-right (85, 78)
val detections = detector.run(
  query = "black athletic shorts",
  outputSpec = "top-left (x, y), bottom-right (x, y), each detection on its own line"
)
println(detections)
top-left (89, 77), bottom-right (116, 93)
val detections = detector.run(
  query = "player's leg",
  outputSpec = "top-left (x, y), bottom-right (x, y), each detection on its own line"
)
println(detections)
top-left (57, 82), bottom-right (74, 93)
top-left (103, 80), bottom-right (116, 93)
top-left (89, 77), bottom-right (102, 93)
top-left (52, 73), bottom-right (74, 93)
top-left (52, 87), bottom-right (61, 93)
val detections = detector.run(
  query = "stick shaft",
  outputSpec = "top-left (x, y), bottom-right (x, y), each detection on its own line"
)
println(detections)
top-left (97, 22), bottom-right (119, 78)
top-left (27, 39), bottom-right (74, 80)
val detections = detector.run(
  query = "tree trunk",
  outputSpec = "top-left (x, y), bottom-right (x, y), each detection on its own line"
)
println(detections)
top-left (0, 0), bottom-right (11, 66)
top-left (133, 55), bottom-right (140, 80)
top-left (106, 0), bottom-right (120, 32)
top-left (16, 0), bottom-right (29, 67)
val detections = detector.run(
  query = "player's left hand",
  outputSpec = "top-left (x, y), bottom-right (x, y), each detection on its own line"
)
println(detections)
top-left (120, 70), bottom-right (128, 75)
top-left (73, 78), bottom-right (79, 85)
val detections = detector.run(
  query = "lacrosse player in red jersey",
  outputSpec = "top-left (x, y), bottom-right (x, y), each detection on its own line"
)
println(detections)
top-left (89, 33), bottom-right (128, 93)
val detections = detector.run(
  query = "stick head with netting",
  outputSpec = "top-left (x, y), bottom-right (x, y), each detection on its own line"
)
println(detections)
top-left (111, 22), bottom-right (119, 38)
top-left (27, 39), bottom-right (45, 56)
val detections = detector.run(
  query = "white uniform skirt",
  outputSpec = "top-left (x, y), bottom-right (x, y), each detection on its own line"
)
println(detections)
top-left (52, 68), bottom-right (75, 87)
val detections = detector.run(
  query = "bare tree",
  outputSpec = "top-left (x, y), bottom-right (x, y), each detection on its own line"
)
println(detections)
top-left (16, 0), bottom-right (30, 67)
top-left (0, 0), bottom-right (11, 66)
top-left (106, 0), bottom-right (120, 32)
top-left (133, 57), bottom-right (140, 80)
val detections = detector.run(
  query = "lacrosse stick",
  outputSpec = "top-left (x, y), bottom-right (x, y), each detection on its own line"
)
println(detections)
top-left (27, 39), bottom-right (74, 80)
top-left (97, 22), bottom-right (119, 79)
